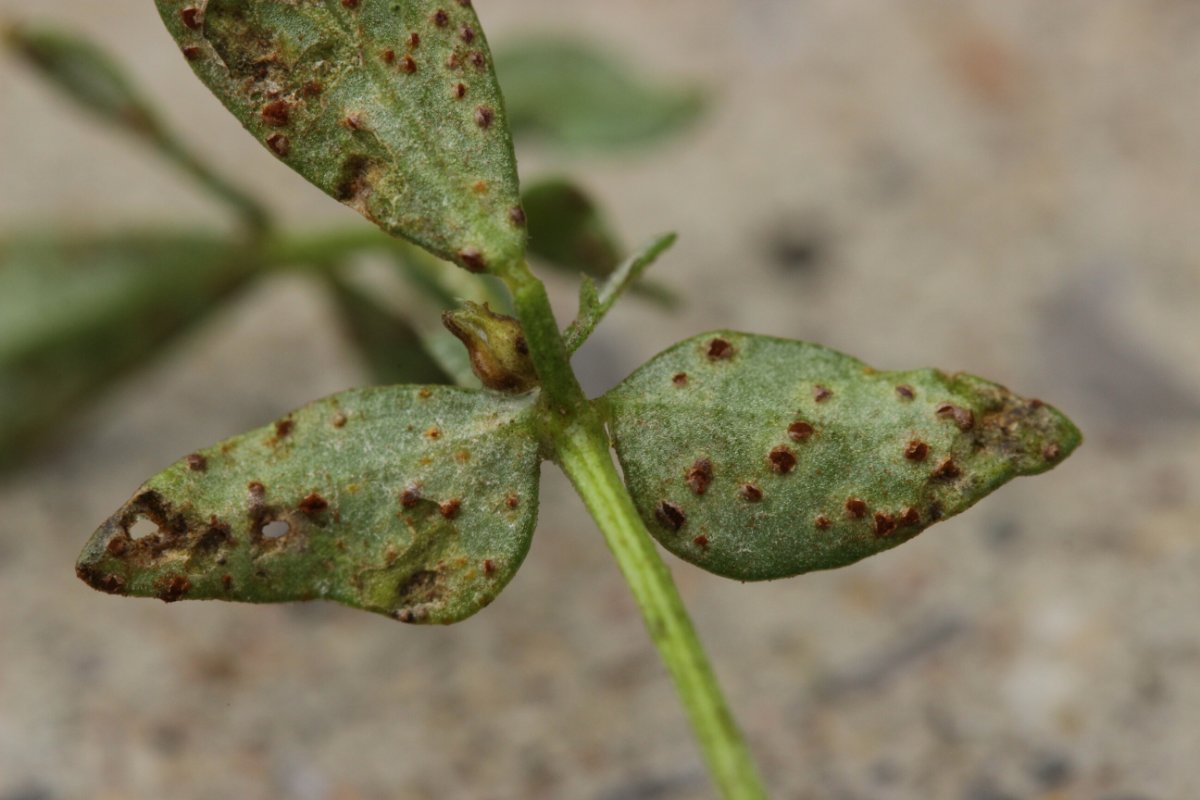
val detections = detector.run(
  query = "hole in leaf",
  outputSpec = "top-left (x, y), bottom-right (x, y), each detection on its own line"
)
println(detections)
top-left (129, 517), bottom-right (159, 540)
top-left (262, 520), bottom-right (290, 539)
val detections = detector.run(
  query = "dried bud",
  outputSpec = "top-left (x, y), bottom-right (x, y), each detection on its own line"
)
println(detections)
top-left (442, 302), bottom-right (539, 393)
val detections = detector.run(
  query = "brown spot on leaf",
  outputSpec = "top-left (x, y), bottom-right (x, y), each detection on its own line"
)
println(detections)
top-left (180, 7), bottom-right (202, 29)
top-left (458, 247), bottom-right (487, 273)
top-left (266, 133), bottom-right (290, 157)
top-left (509, 206), bottom-right (527, 226)
top-left (439, 498), bottom-right (461, 519)
top-left (685, 458), bottom-right (714, 495)
top-left (936, 403), bottom-right (975, 431)
top-left (154, 574), bottom-right (191, 603)
top-left (693, 535), bottom-right (710, 551)
top-left (299, 492), bottom-right (328, 515)
top-left (655, 500), bottom-right (686, 532)
top-left (672, 372), bottom-right (689, 387)
top-left (274, 418), bottom-right (294, 439)
top-left (106, 536), bottom-right (129, 557)
top-left (475, 105), bottom-right (494, 129)
top-left (186, 454), bottom-right (208, 472)
top-left (453, 81), bottom-right (467, 99)
top-left (341, 0), bottom-right (360, 7)
top-left (457, 0), bottom-right (472, 6)
top-left (432, 9), bottom-right (449, 26)
top-left (400, 54), bottom-right (417, 74)
top-left (334, 154), bottom-right (374, 205)
top-left (788, 421), bottom-right (815, 442)
top-left (931, 457), bottom-right (962, 479)
top-left (874, 512), bottom-right (897, 537)
top-left (896, 384), bottom-right (915, 400)
top-left (248, 481), bottom-right (266, 497)
top-left (469, 51), bottom-right (486, 69)
top-left (424, 426), bottom-right (441, 440)
top-left (768, 445), bottom-right (797, 474)
top-left (814, 514), bottom-right (832, 529)
top-left (904, 440), bottom-right (929, 461)
top-left (483, 559), bottom-right (496, 577)
top-left (446, 53), bottom-right (461, 69)
top-left (900, 507), bottom-right (921, 526)
top-left (261, 100), bottom-right (290, 127)
top-left (342, 112), bottom-right (365, 131)
top-left (409, 32), bottom-right (421, 48)
top-left (182, 46), bottom-right (203, 61)
top-left (505, 493), bottom-right (519, 510)
top-left (459, 25), bottom-right (476, 43)
top-left (76, 564), bottom-right (125, 595)
top-left (845, 497), bottom-right (868, 518)
top-left (382, 48), bottom-right (396, 64)
top-left (397, 570), bottom-right (441, 607)
top-left (739, 483), bottom-right (763, 502)
top-left (418, 388), bottom-right (433, 399)
top-left (301, 81), bottom-right (323, 97)
top-left (813, 385), bottom-right (833, 402)
top-left (706, 338), bottom-right (735, 360)
top-left (332, 412), bottom-right (347, 428)
top-left (1043, 442), bottom-right (1062, 461)
top-left (471, 180), bottom-right (488, 194)
top-left (222, 574), bottom-right (233, 592)
top-left (400, 484), bottom-right (422, 508)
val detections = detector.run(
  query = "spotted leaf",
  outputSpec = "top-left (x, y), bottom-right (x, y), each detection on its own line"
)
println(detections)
top-left (603, 331), bottom-right (1081, 581)
top-left (77, 386), bottom-right (540, 624)
top-left (155, 0), bottom-right (524, 273)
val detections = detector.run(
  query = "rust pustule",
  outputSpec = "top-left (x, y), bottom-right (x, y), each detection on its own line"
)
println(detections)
top-left (432, 9), bottom-right (449, 26)
top-left (874, 512), bottom-right (897, 537)
top-left (299, 492), bottom-right (328, 515)
top-left (814, 514), bottom-right (831, 529)
top-left (672, 372), bottom-right (689, 387)
top-left (342, 113), bottom-right (365, 130)
top-left (400, 484), bottom-right (422, 508)
top-left (301, 81), bottom-right (323, 97)
top-left (457, 0), bottom-right (472, 6)
top-left (453, 81), bottom-right (467, 99)
top-left (904, 440), bottom-right (929, 461)
top-left (77, 564), bottom-right (125, 595)
top-left (469, 51), bottom-right (486, 69)
top-left (274, 418), bottom-right (294, 439)
top-left (1043, 442), bottom-right (1062, 461)
top-left (342, 0), bottom-right (360, 7)
top-left (475, 106), bottom-right (494, 129)
top-left (439, 499), bottom-right (462, 519)
top-left (446, 53), bottom-right (461, 69)
top-left (425, 426), bottom-right (441, 440)
top-left (693, 535), bottom-right (710, 550)
top-left (788, 421), bottom-right (815, 442)
top-left (266, 133), bottom-right (290, 157)
top-left (936, 403), bottom-right (975, 431)
top-left (458, 247), bottom-right (487, 272)
top-left (180, 7), bottom-right (202, 29)
top-left (685, 458), bottom-right (714, 495)
top-left (899, 507), bottom-right (921, 526)
top-left (931, 457), bottom-right (962, 479)
top-left (813, 385), bottom-right (833, 402)
top-left (706, 337), bottom-right (735, 360)
top-left (182, 46), bottom-right (203, 61)
top-left (845, 497), bottom-right (868, 518)
top-left (509, 206), bottom-right (527, 226)
top-left (483, 559), bottom-right (496, 577)
top-left (186, 453), bottom-right (208, 472)
top-left (332, 412), bottom-right (347, 428)
top-left (505, 493), bottom-right (519, 509)
top-left (655, 500), bottom-right (687, 532)
top-left (459, 25), bottom-right (476, 43)
top-left (408, 32), bottom-right (421, 48)
top-left (382, 48), bottom-right (396, 64)
top-left (400, 55), bottom-right (417, 74)
top-left (768, 445), bottom-right (797, 474)
top-left (261, 100), bottom-right (290, 127)
top-left (155, 574), bottom-right (191, 603)
top-left (417, 388), bottom-right (432, 399)
top-left (739, 483), bottom-right (763, 502)
top-left (896, 384), bottom-right (916, 400)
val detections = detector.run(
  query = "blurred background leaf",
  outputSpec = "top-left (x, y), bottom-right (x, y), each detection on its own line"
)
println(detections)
top-left (0, 232), bottom-right (255, 467)
top-left (495, 38), bottom-right (705, 152)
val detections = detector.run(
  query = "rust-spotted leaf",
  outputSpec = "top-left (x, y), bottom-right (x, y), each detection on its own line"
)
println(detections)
top-left (602, 331), bottom-right (1081, 581)
top-left (77, 386), bottom-right (540, 623)
top-left (155, 0), bottom-right (524, 273)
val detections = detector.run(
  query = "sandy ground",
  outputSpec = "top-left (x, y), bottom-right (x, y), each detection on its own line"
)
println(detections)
top-left (2, 1), bottom-right (1199, 798)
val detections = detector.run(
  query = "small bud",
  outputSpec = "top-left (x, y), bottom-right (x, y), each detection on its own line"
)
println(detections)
top-left (442, 302), bottom-right (539, 393)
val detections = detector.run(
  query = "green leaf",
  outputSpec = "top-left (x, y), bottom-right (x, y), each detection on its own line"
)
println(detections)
top-left (522, 177), bottom-right (623, 277)
top-left (495, 38), bottom-right (705, 151)
top-left (603, 331), bottom-right (1082, 581)
top-left (563, 233), bottom-right (676, 354)
top-left (0, 232), bottom-right (254, 469)
top-left (155, 0), bottom-right (525, 272)
top-left (327, 274), bottom-right (453, 386)
top-left (76, 386), bottom-right (541, 624)
top-left (6, 23), bottom-right (269, 229)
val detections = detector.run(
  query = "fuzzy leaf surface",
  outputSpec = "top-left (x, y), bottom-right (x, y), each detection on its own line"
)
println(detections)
top-left (604, 331), bottom-right (1081, 581)
top-left (77, 386), bottom-right (540, 624)
top-left (0, 232), bottom-right (253, 468)
top-left (496, 38), bottom-right (704, 151)
top-left (155, 0), bottom-right (524, 272)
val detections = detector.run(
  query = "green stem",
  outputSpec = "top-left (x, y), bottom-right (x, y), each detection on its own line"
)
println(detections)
top-left (502, 261), bottom-right (768, 800)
